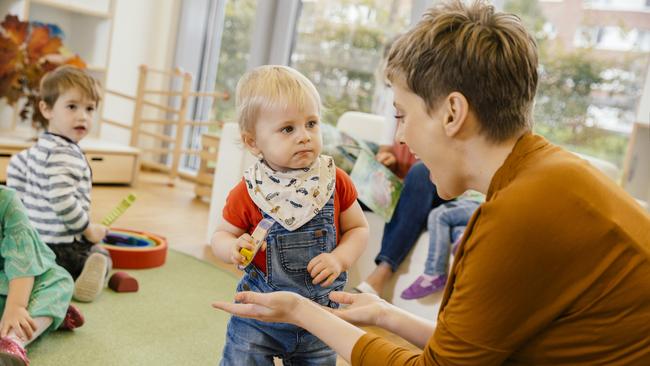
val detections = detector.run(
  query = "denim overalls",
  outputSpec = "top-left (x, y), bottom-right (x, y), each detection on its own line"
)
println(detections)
top-left (220, 197), bottom-right (347, 366)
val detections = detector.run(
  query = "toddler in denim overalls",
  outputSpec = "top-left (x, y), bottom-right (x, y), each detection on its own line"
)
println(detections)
top-left (211, 65), bottom-right (368, 365)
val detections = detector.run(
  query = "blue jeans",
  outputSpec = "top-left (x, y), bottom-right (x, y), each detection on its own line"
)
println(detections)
top-left (375, 162), bottom-right (450, 271)
top-left (220, 198), bottom-right (344, 366)
top-left (424, 199), bottom-right (480, 276)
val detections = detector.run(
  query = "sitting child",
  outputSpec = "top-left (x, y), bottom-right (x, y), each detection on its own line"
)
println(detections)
top-left (0, 186), bottom-right (83, 366)
top-left (211, 65), bottom-right (368, 365)
top-left (401, 193), bottom-right (483, 299)
top-left (6, 66), bottom-right (112, 303)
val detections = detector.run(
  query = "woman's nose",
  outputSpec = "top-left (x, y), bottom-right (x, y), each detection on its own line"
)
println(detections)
top-left (395, 121), bottom-right (406, 144)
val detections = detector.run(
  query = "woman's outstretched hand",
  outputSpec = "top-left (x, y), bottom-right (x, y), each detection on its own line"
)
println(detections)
top-left (212, 291), bottom-right (305, 324)
top-left (327, 291), bottom-right (389, 327)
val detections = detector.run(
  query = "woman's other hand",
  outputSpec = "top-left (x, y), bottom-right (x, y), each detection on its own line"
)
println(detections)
top-left (327, 291), bottom-right (389, 327)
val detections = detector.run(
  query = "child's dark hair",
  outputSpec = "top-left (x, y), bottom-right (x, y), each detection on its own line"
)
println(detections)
top-left (35, 65), bottom-right (102, 129)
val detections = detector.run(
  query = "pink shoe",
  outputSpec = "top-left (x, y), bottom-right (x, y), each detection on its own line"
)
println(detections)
top-left (0, 337), bottom-right (29, 366)
top-left (58, 304), bottom-right (85, 330)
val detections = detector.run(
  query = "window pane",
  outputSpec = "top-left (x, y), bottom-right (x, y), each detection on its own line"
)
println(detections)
top-left (508, 0), bottom-right (650, 169)
top-left (212, 0), bottom-right (257, 127)
top-left (291, 0), bottom-right (412, 125)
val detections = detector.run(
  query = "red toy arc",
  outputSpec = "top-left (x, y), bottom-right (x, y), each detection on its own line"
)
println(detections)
top-left (100, 228), bottom-right (167, 269)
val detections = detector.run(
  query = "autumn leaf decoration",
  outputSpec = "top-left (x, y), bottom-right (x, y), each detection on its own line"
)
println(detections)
top-left (0, 14), bottom-right (86, 129)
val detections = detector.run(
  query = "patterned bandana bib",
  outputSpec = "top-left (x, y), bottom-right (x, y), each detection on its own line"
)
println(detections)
top-left (243, 155), bottom-right (336, 231)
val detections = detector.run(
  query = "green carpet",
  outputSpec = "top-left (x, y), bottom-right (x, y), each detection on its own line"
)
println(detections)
top-left (28, 250), bottom-right (239, 365)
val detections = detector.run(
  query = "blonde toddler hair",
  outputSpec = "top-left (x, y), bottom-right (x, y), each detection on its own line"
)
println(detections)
top-left (235, 65), bottom-right (321, 134)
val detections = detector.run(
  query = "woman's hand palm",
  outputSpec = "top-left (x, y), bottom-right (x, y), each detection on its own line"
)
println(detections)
top-left (212, 291), bottom-right (302, 324)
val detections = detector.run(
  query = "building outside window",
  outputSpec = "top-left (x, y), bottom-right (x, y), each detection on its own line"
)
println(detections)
top-left (530, 0), bottom-right (649, 168)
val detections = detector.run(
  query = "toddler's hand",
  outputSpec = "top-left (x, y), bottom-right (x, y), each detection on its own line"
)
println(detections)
top-left (83, 223), bottom-right (108, 243)
top-left (231, 233), bottom-right (257, 266)
top-left (307, 253), bottom-right (343, 287)
top-left (0, 305), bottom-right (36, 341)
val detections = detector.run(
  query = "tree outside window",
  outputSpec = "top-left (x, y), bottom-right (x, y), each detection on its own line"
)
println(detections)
top-left (507, 0), bottom-right (649, 168)
top-left (212, 0), bottom-right (256, 128)
top-left (291, 0), bottom-right (411, 125)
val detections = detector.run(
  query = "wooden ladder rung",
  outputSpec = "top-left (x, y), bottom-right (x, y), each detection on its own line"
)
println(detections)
top-left (140, 119), bottom-right (178, 125)
top-left (141, 160), bottom-right (171, 172)
top-left (105, 89), bottom-right (136, 101)
top-left (187, 120), bottom-right (224, 127)
top-left (101, 118), bottom-right (131, 130)
top-left (137, 129), bottom-right (176, 143)
top-left (142, 100), bottom-right (181, 114)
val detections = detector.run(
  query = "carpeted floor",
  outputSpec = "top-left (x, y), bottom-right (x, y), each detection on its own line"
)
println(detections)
top-left (28, 250), bottom-right (239, 366)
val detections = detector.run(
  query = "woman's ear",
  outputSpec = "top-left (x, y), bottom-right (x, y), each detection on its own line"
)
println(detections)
top-left (241, 132), bottom-right (261, 156)
top-left (442, 92), bottom-right (469, 137)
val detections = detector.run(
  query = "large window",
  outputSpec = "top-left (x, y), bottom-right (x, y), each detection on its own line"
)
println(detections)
top-left (512, 0), bottom-right (650, 168)
top-left (290, 0), bottom-right (412, 125)
top-left (184, 0), bottom-right (648, 174)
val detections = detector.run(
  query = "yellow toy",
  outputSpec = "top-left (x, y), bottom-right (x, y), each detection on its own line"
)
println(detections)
top-left (102, 193), bottom-right (137, 226)
top-left (239, 218), bottom-right (274, 269)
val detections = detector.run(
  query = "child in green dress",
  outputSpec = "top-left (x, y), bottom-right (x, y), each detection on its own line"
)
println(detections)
top-left (0, 186), bottom-right (82, 366)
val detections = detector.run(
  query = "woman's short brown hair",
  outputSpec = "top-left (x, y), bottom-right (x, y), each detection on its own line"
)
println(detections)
top-left (386, 0), bottom-right (538, 142)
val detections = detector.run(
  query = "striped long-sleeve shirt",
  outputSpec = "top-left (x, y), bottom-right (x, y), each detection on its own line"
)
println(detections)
top-left (6, 133), bottom-right (92, 244)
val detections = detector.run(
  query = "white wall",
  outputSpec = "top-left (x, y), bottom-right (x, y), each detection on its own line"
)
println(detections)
top-left (100, 0), bottom-right (181, 145)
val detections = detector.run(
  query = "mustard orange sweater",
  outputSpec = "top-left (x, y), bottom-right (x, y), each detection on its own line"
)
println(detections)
top-left (353, 133), bottom-right (650, 365)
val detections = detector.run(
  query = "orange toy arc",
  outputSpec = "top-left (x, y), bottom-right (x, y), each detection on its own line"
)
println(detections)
top-left (100, 228), bottom-right (167, 269)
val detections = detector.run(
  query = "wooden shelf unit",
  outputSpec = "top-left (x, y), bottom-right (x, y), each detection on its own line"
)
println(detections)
top-left (0, 135), bottom-right (140, 185)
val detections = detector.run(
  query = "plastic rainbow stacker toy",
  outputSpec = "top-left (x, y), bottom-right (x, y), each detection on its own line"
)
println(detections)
top-left (101, 228), bottom-right (167, 269)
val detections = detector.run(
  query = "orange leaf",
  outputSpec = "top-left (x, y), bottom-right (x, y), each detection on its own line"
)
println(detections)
top-left (27, 26), bottom-right (62, 62)
top-left (0, 34), bottom-right (20, 76)
top-left (0, 72), bottom-right (23, 105)
top-left (64, 55), bottom-right (87, 69)
top-left (1, 14), bottom-right (28, 45)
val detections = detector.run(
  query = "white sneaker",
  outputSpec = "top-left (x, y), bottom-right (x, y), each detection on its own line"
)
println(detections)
top-left (73, 253), bottom-right (108, 302)
top-left (352, 281), bottom-right (379, 296)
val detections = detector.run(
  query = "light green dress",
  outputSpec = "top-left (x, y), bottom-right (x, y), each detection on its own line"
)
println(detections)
top-left (0, 186), bottom-right (73, 331)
